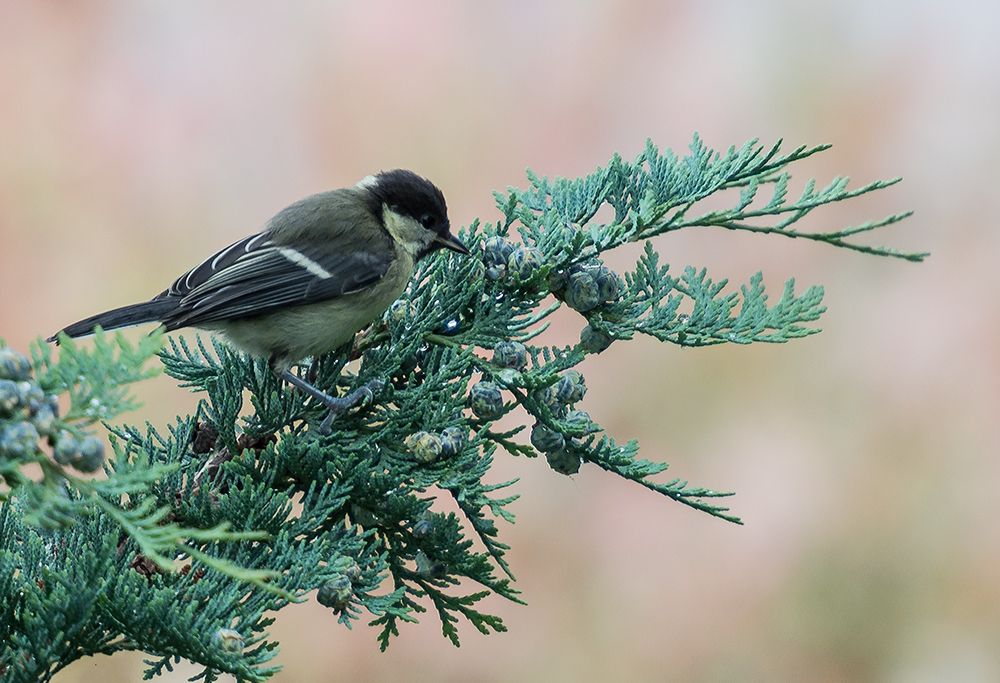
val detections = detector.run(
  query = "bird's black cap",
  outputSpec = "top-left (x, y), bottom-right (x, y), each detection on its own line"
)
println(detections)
top-left (366, 169), bottom-right (468, 255)
top-left (370, 171), bottom-right (448, 228)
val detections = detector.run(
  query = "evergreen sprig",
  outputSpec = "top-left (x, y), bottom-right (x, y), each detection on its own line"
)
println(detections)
top-left (0, 136), bottom-right (922, 681)
top-left (1, 330), bottom-right (166, 521)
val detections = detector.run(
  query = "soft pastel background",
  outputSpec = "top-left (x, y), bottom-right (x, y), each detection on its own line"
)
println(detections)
top-left (1, 1), bottom-right (996, 681)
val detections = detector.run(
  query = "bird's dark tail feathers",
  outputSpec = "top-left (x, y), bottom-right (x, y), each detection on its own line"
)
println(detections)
top-left (47, 299), bottom-right (176, 343)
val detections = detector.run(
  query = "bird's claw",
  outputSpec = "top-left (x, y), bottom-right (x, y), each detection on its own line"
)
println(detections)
top-left (318, 379), bottom-right (385, 435)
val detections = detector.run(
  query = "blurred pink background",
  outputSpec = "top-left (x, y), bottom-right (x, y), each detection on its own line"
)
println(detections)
top-left (2, 1), bottom-right (997, 681)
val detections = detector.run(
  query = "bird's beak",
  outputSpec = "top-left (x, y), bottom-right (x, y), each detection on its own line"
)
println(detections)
top-left (437, 232), bottom-right (471, 255)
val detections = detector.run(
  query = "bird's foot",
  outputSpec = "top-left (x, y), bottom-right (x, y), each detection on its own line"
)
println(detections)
top-left (317, 379), bottom-right (384, 435)
top-left (279, 371), bottom-right (384, 436)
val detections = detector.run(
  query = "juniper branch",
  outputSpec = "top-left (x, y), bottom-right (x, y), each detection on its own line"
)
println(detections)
top-left (0, 135), bottom-right (923, 679)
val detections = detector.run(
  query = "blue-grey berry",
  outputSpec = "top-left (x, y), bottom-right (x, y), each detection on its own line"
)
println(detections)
top-left (483, 235), bottom-right (504, 254)
top-left (20, 383), bottom-right (45, 414)
top-left (0, 347), bottom-right (31, 381)
top-left (553, 370), bottom-right (586, 403)
top-left (408, 431), bottom-right (442, 463)
top-left (211, 629), bottom-right (244, 655)
top-left (507, 246), bottom-right (543, 282)
top-left (31, 405), bottom-right (56, 436)
top-left (74, 436), bottom-right (105, 473)
top-left (317, 575), bottom-right (353, 611)
top-left (545, 449), bottom-right (581, 475)
top-left (493, 341), bottom-right (528, 370)
top-left (532, 385), bottom-right (555, 408)
top-left (415, 550), bottom-right (446, 579)
top-left (593, 267), bottom-right (620, 303)
top-left (439, 318), bottom-right (461, 336)
top-left (566, 370), bottom-right (587, 402)
top-left (344, 561), bottom-right (362, 583)
top-left (439, 426), bottom-right (466, 457)
top-left (0, 379), bottom-right (19, 415)
top-left (561, 409), bottom-right (592, 435)
top-left (565, 272), bottom-right (600, 312)
top-left (1, 421), bottom-right (39, 458)
top-left (530, 422), bottom-right (565, 453)
top-left (483, 236), bottom-right (514, 264)
top-left (53, 432), bottom-right (80, 465)
top-left (469, 381), bottom-right (504, 419)
top-left (580, 325), bottom-right (613, 354)
top-left (552, 374), bottom-right (572, 403)
top-left (387, 299), bottom-right (416, 324)
top-left (47, 394), bottom-right (60, 419)
top-left (412, 512), bottom-right (435, 538)
top-left (531, 386), bottom-right (566, 417)
top-left (547, 268), bottom-right (568, 293)
top-left (485, 263), bottom-right (506, 281)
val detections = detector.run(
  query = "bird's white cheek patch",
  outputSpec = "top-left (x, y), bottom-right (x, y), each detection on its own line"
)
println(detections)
top-left (277, 247), bottom-right (333, 279)
top-left (383, 208), bottom-right (433, 258)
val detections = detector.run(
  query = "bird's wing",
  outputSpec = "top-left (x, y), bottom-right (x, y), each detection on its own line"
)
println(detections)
top-left (158, 228), bottom-right (395, 330)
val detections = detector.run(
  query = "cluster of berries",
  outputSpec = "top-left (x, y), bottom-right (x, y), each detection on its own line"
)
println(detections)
top-left (316, 560), bottom-right (363, 613)
top-left (464, 341), bottom-right (532, 424)
top-left (0, 346), bottom-right (104, 472)
top-left (406, 426), bottom-right (467, 463)
top-left (464, 346), bottom-right (594, 475)
top-left (529, 370), bottom-right (592, 475)
top-left (483, 236), bottom-right (620, 353)
top-left (410, 236), bottom-right (619, 475)
top-left (547, 262), bottom-right (621, 313)
top-left (550, 261), bottom-right (620, 354)
top-left (481, 236), bottom-right (544, 283)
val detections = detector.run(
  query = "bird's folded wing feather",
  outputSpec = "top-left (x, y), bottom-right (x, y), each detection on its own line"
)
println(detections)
top-left (157, 230), bottom-right (394, 330)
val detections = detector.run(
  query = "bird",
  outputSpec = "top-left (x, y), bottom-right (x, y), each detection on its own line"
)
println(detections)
top-left (48, 169), bottom-right (470, 431)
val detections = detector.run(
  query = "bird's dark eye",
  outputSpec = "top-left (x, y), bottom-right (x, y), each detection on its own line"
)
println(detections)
top-left (420, 214), bottom-right (435, 229)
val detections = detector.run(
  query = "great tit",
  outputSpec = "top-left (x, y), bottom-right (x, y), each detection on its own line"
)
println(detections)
top-left (49, 169), bottom-right (470, 428)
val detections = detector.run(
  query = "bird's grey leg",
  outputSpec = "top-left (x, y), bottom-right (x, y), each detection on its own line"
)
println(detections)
top-left (278, 370), bottom-right (384, 435)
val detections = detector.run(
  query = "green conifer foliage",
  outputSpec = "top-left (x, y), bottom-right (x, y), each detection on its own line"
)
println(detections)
top-left (0, 137), bottom-right (923, 681)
